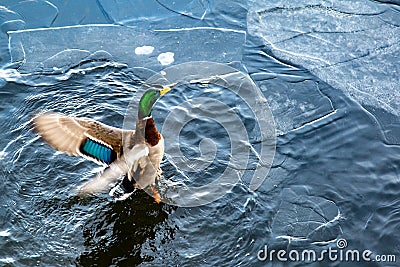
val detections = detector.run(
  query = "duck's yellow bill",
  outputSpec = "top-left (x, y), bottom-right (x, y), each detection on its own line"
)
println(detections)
top-left (160, 86), bottom-right (171, 96)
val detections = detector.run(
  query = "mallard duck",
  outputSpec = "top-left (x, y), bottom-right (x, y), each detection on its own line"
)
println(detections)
top-left (33, 86), bottom-right (171, 202)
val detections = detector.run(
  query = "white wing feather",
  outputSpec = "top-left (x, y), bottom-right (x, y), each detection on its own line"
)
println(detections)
top-left (77, 144), bottom-right (149, 194)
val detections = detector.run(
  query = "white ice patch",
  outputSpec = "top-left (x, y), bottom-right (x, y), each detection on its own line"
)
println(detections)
top-left (0, 229), bottom-right (11, 237)
top-left (157, 52), bottom-right (174, 66)
top-left (134, 45), bottom-right (154, 55)
top-left (0, 257), bottom-right (15, 264)
top-left (0, 151), bottom-right (7, 160)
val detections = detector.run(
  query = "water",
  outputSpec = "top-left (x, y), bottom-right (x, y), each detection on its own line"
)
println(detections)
top-left (0, 0), bottom-right (399, 266)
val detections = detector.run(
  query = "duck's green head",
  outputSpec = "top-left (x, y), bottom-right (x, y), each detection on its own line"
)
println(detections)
top-left (138, 86), bottom-right (171, 119)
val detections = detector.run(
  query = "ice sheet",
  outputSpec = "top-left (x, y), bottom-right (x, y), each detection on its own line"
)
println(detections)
top-left (271, 187), bottom-right (342, 245)
top-left (97, 0), bottom-right (209, 22)
top-left (248, 0), bottom-right (400, 116)
top-left (8, 25), bottom-right (245, 75)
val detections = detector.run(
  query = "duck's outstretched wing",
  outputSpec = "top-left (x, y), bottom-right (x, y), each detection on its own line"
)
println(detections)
top-left (78, 144), bottom-right (151, 194)
top-left (33, 112), bottom-right (127, 165)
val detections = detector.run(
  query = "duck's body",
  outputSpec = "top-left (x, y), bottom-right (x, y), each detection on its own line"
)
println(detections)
top-left (33, 87), bottom-right (170, 202)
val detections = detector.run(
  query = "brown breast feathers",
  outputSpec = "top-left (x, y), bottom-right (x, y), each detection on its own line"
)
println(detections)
top-left (145, 118), bottom-right (161, 146)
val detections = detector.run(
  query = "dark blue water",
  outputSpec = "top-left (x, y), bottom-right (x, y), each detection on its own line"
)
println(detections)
top-left (0, 0), bottom-right (399, 266)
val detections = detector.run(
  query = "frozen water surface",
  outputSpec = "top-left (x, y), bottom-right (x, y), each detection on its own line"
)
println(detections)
top-left (8, 25), bottom-right (245, 74)
top-left (248, 0), bottom-right (400, 133)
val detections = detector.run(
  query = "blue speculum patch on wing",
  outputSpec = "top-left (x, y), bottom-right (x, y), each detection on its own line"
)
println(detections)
top-left (80, 139), bottom-right (116, 165)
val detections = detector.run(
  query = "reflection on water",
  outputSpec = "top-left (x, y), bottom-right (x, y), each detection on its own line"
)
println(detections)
top-left (78, 192), bottom-right (175, 266)
top-left (0, 0), bottom-right (399, 266)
